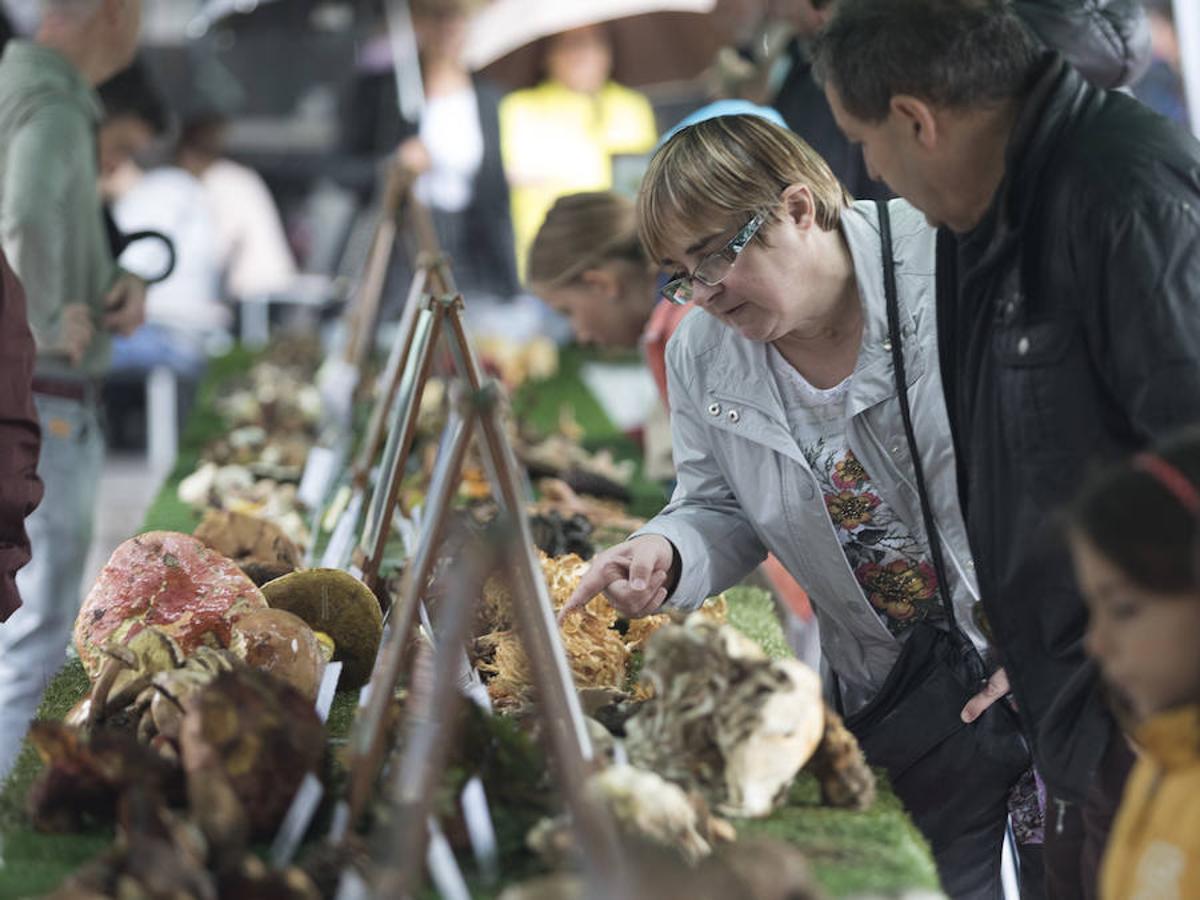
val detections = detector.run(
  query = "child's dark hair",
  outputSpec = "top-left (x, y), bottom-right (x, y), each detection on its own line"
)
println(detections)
top-left (1069, 430), bottom-right (1200, 592)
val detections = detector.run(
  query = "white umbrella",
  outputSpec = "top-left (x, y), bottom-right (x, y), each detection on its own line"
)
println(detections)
top-left (463, 0), bottom-right (718, 71)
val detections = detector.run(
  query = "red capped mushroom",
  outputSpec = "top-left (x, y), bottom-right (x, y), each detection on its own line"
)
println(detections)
top-left (74, 531), bottom-right (267, 679)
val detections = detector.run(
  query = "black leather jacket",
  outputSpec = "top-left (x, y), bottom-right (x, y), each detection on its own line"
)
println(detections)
top-left (1015, 0), bottom-right (1150, 88)
top-left (936, 54), bottom-right (1200, 802)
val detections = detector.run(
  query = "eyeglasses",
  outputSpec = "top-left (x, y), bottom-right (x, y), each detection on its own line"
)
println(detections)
top-left (660, 212), bottom-right (767, 306)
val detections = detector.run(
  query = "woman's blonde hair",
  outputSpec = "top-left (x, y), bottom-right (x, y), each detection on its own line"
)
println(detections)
top-left (638, 115), bottom-right (851, 265)
top-left (527, 191), bottom-right (647, 289)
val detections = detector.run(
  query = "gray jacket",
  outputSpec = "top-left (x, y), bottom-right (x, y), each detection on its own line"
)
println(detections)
top-left (636, 199), bottom-right (989, 710)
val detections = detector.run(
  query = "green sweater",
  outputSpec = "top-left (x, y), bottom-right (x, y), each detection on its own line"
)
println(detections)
top-left (0, 41), bottom-right (117, 380)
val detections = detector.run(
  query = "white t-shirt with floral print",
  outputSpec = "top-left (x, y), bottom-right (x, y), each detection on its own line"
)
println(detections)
top-left (768, 347), bottom-right (947, 638)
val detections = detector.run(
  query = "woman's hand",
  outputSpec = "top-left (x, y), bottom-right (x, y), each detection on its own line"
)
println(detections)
top-left (557, 535), bottom-right (676, 622)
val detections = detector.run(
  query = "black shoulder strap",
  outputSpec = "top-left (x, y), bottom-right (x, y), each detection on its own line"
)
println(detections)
top-left (876, 200), bottom-right (957, 628)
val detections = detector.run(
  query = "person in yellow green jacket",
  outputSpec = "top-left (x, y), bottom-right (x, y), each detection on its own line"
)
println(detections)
top-left (499, 25), bottom-right (657, 278)
top-left (1068, 433), bottom-right (1200, 900)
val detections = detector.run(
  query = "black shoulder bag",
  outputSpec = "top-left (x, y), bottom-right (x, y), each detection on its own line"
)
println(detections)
top-left (838, 201), bottom-right (1029, 855)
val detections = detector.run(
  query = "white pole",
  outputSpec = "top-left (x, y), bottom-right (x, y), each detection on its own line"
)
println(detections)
top-left (1174, 0), bottom-right (1200, 137)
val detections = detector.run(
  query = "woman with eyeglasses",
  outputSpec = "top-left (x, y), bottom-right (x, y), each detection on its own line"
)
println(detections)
top-left (560, 115), bottom-right (1041, 898)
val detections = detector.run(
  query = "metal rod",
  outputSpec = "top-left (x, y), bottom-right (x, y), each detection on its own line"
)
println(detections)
top-left (358, 299), bottom-right (443, 591)
top-left (351, 264), bottom-right (430, 490)
top-left (343, 161), bottom-right (412, 372)
top-left (370, 520), bottom-right (497, 897)
top-left (345, 393), bottom-right (477, 828)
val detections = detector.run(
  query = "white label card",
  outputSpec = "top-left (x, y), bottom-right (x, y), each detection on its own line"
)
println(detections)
top-left (297, 445), bottom-right (340, 510)
top-left (315, 661), bottom-right (343, 723)
top-left (321, 492), bottom-right (363, 570)
top-left (461, 776), bottom-right (500, 882)
top-left (426, 817), bottom-right (471, 900)
top-left (269, 772), bottom-right (324, 867)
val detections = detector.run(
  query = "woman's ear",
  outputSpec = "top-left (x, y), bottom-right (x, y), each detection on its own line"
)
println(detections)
top-left (780, 183), bottom-right (816, 230)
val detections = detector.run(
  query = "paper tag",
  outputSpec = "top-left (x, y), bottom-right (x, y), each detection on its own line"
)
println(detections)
top-left (461, 776), bottom-right (499, 882)
top-left (333, 866), bottom-right (370, 900)
top-left (298, 445), bottom-right (340, 510)
top-left (613, 738), bottom-right (629, 767)
top-left (464, 681), bottom-right (493, 713)
top-left (269, 772), bottom-right (324, 867)
top-left (321, 492), bottom-right (363, 569)
top-left (394, 510), bottom-right (420, 557)
top-left (328, 800), bottom-right (351, 844)
top-left (318, 358), bottom-right (359, 426)
top-left (315, 661), bottom-right (343, 722)
top-left (426, 817), bottom-right (471, 900)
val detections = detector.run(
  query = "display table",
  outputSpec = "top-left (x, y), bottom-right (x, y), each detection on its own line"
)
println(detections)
top-left (0, 348), bottom-right (941, 899)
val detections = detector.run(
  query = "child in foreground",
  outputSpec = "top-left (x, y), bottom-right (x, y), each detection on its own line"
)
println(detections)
top-left (1068, 434), bottom-right (1200, 899)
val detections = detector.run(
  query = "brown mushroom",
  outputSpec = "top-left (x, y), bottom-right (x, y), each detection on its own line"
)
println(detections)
top-left (229, 609), bottom-right (325, 701)
top-left (259, 569), bottom-right (382, 690)
top-left (193, 509), bottom-right (303, 586)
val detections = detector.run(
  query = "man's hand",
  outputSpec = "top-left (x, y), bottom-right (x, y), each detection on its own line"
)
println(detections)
top-left (103, 272), bottom-right (147, 336)
top-left (961, 667), bottom-right (1010, 723)
top-left (557, 535), bottom-right (675, 622)
top-left (54, 303), bottom-right (94, 366)
top-left (396, 137), bottom-right (431, 175)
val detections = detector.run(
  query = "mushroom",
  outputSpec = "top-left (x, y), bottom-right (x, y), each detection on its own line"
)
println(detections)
top-left (193, 510), bottom-right (303, 587)
top-left (259, 568), bottom-right (382, 690)
top-left (228, 609), bottom-right (325, 701)
top-left (528, 764), bottom-right (716, 867)
top-left (179, 667), bottom-right (325, 841)
top-left (623, 616), bottom-right (826, 818)
top-left (73, 532), bottom-right (267, 680)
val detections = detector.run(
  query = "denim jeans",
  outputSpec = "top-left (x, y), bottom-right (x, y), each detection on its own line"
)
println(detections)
top-left (0, 394), bottom-right (103, 778)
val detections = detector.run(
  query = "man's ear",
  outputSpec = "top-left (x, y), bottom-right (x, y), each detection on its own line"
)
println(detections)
top-left (98, 0), bottom-right (123, 26)
top-left (890, 94), bottom-right (939, 151)
top-left (780, 183), bottom-right (816, 230)
top-left (580, 267), bottom-right (620, 300)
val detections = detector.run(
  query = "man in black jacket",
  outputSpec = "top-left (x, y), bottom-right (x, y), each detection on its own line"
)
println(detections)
top-left (769, 0), bottom-right (1147, 204)
top-left (814, 0), bottom-right (1200, 896)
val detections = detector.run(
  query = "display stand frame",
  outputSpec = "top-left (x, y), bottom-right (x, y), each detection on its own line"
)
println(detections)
top-left (342, 385), bottom-right (628, 896)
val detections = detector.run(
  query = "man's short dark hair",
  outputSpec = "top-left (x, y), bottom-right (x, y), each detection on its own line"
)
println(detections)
top-left (98, 58), bottom-right (170, 136)
top-left (812, 0), bottom-right (1040, 122)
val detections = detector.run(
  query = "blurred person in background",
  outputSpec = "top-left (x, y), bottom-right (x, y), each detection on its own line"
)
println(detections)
top-left (95, 55), bottom-right (167, 199)
top-left (0, 0), bottom-right (145, 779)
top-left (341, 0), bottom-right (518, 307)
top-left (179, 114), bottom-right (297, 306)
top-left (500, 24), bottom-right (658, 277)
top-left (0, 248), bottom-right (42, 625)
top-left (1133, 0), bottom-right (1189, 126)
top-left (814, 0), bottom-right (1200, 895)
top-left (109, 115), bottom-right (229, 380)
top-left (767, 0), bottom-right (890, 201)
top-left (528, 190), bottom-right (686, 411)
top-left (1066, 434), bottom-right (1200, 900)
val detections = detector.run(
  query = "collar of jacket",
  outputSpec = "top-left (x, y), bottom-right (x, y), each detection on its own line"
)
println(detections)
top-left (963, 53), bottom-right (1087, 272)
top-left (689, 201), bottom-right (925, 450)
top-left (1, 40), bottom-right (103, 124)
top-left (1134, 704), bottom-right (1200, 772)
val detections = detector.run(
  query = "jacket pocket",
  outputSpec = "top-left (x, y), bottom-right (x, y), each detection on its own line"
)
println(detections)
top-left (994, 318), bottom-right (1079, 467)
